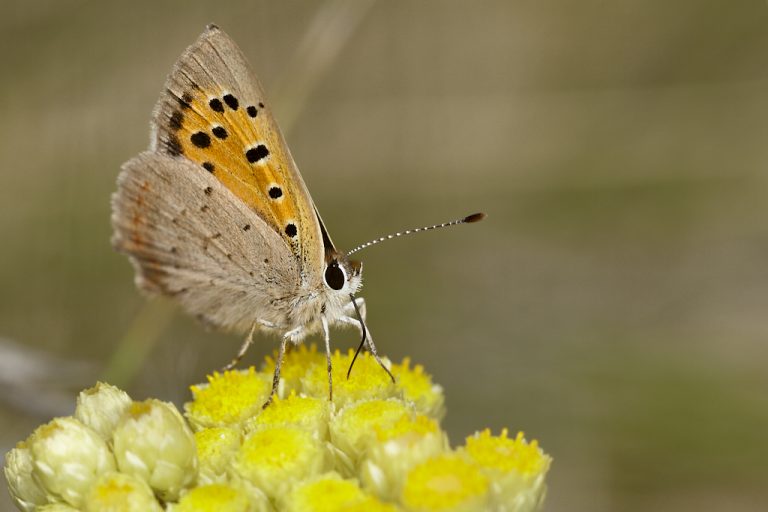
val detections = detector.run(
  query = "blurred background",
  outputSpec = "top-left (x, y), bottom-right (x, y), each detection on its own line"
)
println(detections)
top-left (2, 1), bottom-right (768, 510)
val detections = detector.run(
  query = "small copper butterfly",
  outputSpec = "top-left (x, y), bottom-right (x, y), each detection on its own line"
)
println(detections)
top-left (111, 25), bottom-right (484, 406)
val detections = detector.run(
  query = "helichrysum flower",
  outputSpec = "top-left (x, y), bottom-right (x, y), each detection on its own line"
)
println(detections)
top-left (27, 417), bottom-right (116, 507)
top-left (82, 471), bottom-right (162, 512)
top-left (461, 430), bottom-right (551, 512)
top-left (74, 382), bottom-right (132, 443)
top-left (391, 358), bottom-right (445, 420)
top-left (194, 427), bottom-right (241, 484)
top-left (3, 346), bottom-right (551, 511)
top-left (169, 482), bottom-right (270, 512)
top-left (112, 399), bottom-right (197, 501)
top-left (302, 350), bottom-right (398, 407)
top-left (185, 368), bottom-right (271, 430)
top-left (361, 413), bottom-right (448, 501)
top-left (280, 472), bottom-right (398, 512)
top-left (401, 455), bottom-right (490, 512)
top-left (4, 442), bottom-right (48, 511)
top-left (232, 425), bottom-right (327, 499)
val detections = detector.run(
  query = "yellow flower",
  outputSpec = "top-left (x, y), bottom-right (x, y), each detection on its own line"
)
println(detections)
top-left (246, 391), bottom-right (330, 440)
top-left (262, 344), bottom-right (326, 395)
top-left (186, 368), bottom-right (271, 430)
top-left (281, 472), bottom-right (399, 512)
top-left (462, 430), bottom-right (551, 512)
top-left (329, 398), bottom-right (413, 473)
top-left (362, 414), bottom-right (448, 501)
top-left (170, 483), bottom-right (270, 512)
top-left (233, 425), bottom-right (327, 499)
top-left (302, 350), bottom-right (398, 407)
top-left (82, 471), bottom-right (162, 512)
top-left (3, 351), bottom-right (551, 512)
top-left (391, 358), bottom-right (445, 420)
top-left (194, 427), bottom-right (241, 484)
top-left (401, 455), bottom-right (490, 512)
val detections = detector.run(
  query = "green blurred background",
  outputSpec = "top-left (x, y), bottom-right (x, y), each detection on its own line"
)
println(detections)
top-left (2, 1), bottom-right (768, 510)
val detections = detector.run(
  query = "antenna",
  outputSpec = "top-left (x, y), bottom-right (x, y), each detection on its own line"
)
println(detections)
top-left (345, 212), bottom-right (486, 256)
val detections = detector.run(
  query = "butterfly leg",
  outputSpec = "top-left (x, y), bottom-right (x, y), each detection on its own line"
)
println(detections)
top-left (221, 322), bottom-right (258, 371)
top-left (262, 335), bottom-right (288, 409)
top-left (321, 315), bottom-right (333, 401)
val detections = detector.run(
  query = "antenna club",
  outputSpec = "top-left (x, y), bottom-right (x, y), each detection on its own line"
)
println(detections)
top-left (464, 212), bottom-right (486, 223)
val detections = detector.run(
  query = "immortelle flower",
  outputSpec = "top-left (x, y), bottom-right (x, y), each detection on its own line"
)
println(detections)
top-left (3, 346), bottom-right (551, 511)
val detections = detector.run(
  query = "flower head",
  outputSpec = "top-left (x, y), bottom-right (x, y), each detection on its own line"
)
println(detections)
top-left (3, 350), bottom-right (551, 512)
top-left (302, 350), bottom-right (397, 407)
top-left (281, 472), bottom-right (397, 512)
top-left (401, 455), bottom-right (490, 512)
top-left (233, 425), bottom-right (327, 499)
top-left (170, 483), bottom-right (270, 512)
top-left (28, 417), bottom-right (116, 507)
top-left (462, 430), bottom-right (551, 512)
top-left (74, 382), bottom-right (132, 443)
top-left (112, 399), bottom-right (197, 501)
top-left (4, 441), bottom-right (48, 511)
top-left (186, 368), bottom-right (271, 430)
top-left (82, 471), bottom-right (162, 512)
top-left (391, 358), bottom-right (445, 419)
top-left (194, 427), bottom-right (241, 484)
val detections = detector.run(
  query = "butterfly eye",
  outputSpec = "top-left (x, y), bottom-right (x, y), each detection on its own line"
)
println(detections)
top-left (324, 261), bottom-right (346, 291)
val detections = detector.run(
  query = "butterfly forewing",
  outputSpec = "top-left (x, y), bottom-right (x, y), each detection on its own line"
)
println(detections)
top-left (151, 25), bottom-right (323, 281)
top-left (112, 152), bottom-right (301, 332)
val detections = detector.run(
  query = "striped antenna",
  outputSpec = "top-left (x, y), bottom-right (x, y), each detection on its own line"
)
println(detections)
top-left (345, 212), bottom-right (486, 256)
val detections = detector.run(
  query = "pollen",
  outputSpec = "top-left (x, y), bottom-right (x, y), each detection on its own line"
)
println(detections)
top-left (233, 425), bottom-right (326, 498)
top-left (401, 455), bottom-right (490, 510)
top-left (464, 429), bottom-right (551, 477)
top-left (247, 392), bottom-right (330, 439)
top-left (173, 483), bottom-right (254, 512)
top-left (302, 350), bottom-right (397, 407)
top-left (282, 473), bottom-right (396, 512)
top-left (392, 357), bottom-right (445, 419)
top-left (186, 368), bottom-right (271, 429)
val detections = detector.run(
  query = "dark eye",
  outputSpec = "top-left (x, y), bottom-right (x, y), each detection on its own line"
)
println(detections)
top-left (324, 262), bottom-right (346, 290)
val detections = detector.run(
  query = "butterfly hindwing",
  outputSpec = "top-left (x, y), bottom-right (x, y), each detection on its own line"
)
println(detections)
top-left (111, 151), bottom-right (301, 332)
top-left (151, 25), bottom-right (324, 283)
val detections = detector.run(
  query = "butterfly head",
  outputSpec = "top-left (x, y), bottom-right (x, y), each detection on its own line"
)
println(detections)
top-left (323, 251), bottom-right (363, 296)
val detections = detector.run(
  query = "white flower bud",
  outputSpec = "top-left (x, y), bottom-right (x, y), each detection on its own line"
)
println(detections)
top-left (75, 382), bottom-right (132, 442)
top-left (4, 441), bottom-right (48, 511)
top-left (113, 399), bottom-right (198, 501)
top-left (28, 417), bottom-right (116, 507)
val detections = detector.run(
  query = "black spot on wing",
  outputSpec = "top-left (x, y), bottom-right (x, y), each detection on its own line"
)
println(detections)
top-left (268, 186), bottom-right (282, 199)
top-left (246, 144), bottom-right (269, 163)
top-left (246, 105), bottom-right (257, 117)
top-left (212, 126), bottom-right (227, 139)
top-left (223, 94), bottom-right (239, 110)
top-left (209, 98), bottom-right (224, 113)
top-left (169, 111), bottom-right (183, 131)
top-left (202, 162), bottom-right (215, 173)
top-left (285, 223), bottom-right (297, 238)
top-left (191, 132), bottom-right (211, 148)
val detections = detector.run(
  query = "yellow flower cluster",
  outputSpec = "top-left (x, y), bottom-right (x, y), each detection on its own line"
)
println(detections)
top-left (4, 346), bottom-right (551, 511)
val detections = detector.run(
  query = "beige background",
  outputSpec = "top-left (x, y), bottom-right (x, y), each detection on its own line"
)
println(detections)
top-left (2, 1), bottom-right (768, 510)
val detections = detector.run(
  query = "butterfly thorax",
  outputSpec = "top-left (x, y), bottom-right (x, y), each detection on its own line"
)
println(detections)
top-left (260, 252), bottom-right (361, 342)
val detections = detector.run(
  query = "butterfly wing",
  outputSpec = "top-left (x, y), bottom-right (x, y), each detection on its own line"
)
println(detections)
top-left (112, 151), bottom-right (300, 333)
top-left (151, 24), bottom-right (324, 283)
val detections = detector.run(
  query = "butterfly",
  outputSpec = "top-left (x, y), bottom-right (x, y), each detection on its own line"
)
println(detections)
top-left (111, 24), bottom-right (483, 407)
